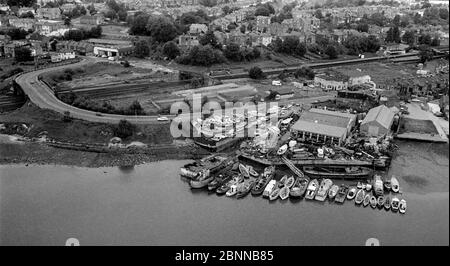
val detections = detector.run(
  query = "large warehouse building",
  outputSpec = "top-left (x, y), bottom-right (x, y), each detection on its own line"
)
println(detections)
top-left (290, 108), bottom-right (357, 146)
top-left (360, 105), bottom-right (395, 137)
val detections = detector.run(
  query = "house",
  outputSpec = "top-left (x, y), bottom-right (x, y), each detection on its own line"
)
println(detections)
top-left (384, 43), bottom-right (409, 56)
top-left (268, 22), bottom-right (289, 36)
top-left (178, 34), bottom-right (199, 50)
top-left (0, 34), bottom-right (11, 57)
top-left (0, 4), bottom-right (10, 13)
top-left (79, 14), bottom-right (104, 25)
top-left (56, 40), bottom-right (94, 55)
top-left (0, 15), bottom-right (9, 27)
top-left (3, 40), bottom-right (30, 58)
top-left (256, 16), bottom-right (270, 33)
top-left (18, 7), bottom-right (35, 16)
top-left (61, 4), bottom-right (77, 14)
top-left (50, 50), bottom-right (76, 62)
top-left (314, 71), bottom-right (350, 91)
top-left (360, 105), bottom-right (395, 137)
top-left (291, 108), bottom-right (357, 146)
top-left (35, 21), bottom-right (68, 37)
top-left (36, 8), bottom-right (62, 20)
top-left (189, 24), bottom-right (208, 35)
top-left (8, 18), bottom-right (35, 31)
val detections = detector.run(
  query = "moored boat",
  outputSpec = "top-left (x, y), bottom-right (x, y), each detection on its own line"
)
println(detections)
top-left (399, 199), bottom-right (407, 214)
top-left (262, 180), bottom-right (277, 198)
top-left (369, 195), bottom-right (377, 209)
top-left (391, 176), bottom-right (400, 193)
top-left (248, 166), bottom-right (259, 177)
top-left (391, 197), bottom-right (400, 212)
top-left (315, 179), bottom-right (333, 201)
top-left (290, 177), bottom-right (309, 198)
top-left (252, 166), bottom-right (275, 196)
top-left (384, 196), bottom-right (391, 210)
top-left (355, 189), bottom-right (365, 205)
top-left (377, 196), bottom-right (385, 208)
top-left (208, 174), bottom-right (231, 191)
top-left (303, 166), bottom-right (372, 179)
top-left (363, 194), bottom-right (370, 207)
top-left (239, 163), bottom-right (250, 178)
top-left (304, 179), bottom-right (319, 200)
top-left (373, 175), bottom-right (384, 196)
top-left (236, 179), bottom-right (256, 199)
top-left (346, 187), bottom-right (357, 200)
top-left (180, 154), bottom-right (230, 179)
top-left (216, 175), bottom-right (243, 195)
top-left (335, 185), bottom-right (349, 203)
top-left (189, 169), bottom-right (215, 189)
top-left (285, 176), bottom-right (295, 188)
top-left (365, 183), bottom-right (372, 192)
top-left (269, 187), bottom-right (281, 201)
top-left (226, 184), bottom-right (238, 197)
top-left (328, 184), bottom-right (339, 200)
top-left (277, 144), bottom-right (288, 155)
top-left (384, 178), bottom-right (392, 191)
top-left (278, 175), bottom-right (288, 188)
top-left (279, 186), bottom-right (290, 200)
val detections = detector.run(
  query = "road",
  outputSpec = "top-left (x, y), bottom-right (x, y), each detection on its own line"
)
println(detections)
top-left (15, 58), bottom-right (175, 125)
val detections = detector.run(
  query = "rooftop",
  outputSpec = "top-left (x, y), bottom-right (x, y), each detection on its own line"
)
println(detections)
top-left (361, 105), bottom-right (395, 129)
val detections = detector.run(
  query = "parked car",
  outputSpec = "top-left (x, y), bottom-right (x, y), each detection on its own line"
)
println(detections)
top-left (157, 116), bottom-right (169, 121)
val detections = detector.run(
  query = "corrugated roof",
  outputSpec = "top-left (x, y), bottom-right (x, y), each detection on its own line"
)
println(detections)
top-left (361, 105), bottom-right (395, 129)
top-left (291, 120), bottom-right (347, 138)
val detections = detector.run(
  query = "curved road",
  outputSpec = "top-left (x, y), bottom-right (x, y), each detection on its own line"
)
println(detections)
top-left (16, 58), bottom-right (176, 125)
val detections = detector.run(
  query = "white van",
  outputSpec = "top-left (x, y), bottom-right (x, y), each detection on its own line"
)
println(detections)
top-left (272, 80), bottom-right (282, 86)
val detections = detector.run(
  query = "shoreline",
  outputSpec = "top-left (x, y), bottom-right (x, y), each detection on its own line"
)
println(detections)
top-left (0, 134), bottom-right (208, 168)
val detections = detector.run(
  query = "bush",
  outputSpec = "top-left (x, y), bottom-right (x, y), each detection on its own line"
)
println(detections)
top-left (249, 66), bottom-right (264, 79)
top-left (294, 67), bottom-right (315, 80)
top-left (114, 120), bottom-right (134, 139)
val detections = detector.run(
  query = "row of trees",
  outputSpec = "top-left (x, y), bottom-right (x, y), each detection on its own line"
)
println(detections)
top-left (0, 27), bottom-right (30, 40)
top-left (270, 36), bottom-right (307, 57)
top-left (63, 26), bottom-right (102, 41)
top-left (344, 35), bottom-right (381, 55)
top-left (176, 45), bottom-right (225, 66)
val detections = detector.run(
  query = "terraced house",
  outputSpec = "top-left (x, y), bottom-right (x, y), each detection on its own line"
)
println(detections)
top-left (36, 8), bottom-right (62, 20)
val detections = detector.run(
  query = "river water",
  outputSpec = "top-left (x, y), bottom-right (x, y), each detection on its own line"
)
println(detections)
top-left (0, 141), bottom-right (448, 246)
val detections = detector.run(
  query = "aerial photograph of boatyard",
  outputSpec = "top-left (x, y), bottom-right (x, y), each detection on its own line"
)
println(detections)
top-left (0, 0), bottom-right (449, 248)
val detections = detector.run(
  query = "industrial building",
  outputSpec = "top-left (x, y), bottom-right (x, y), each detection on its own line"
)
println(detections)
top-left (360, 105), bottom-right (395, 137)
top-left (290, 108), bottom-right (357, 146)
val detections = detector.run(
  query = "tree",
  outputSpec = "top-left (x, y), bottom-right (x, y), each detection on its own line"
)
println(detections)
top-left (162, 41), bottom-right (180, 59)
top-left (114, 120), bottom-right (134, 139)
top-left (6, 28), bottom-right (28, 40)
top-left (294, 67), bottom-right (315, 80)
top-left (385, 26), bottom-right (400, 43)
top-left (176, 45), bottom-right (225, 66)
top-left (146, 16), bottom-right (178, 43)
top-left (104, 10), bottom-right (117, 20)
top-left (14, 47), bottom-right (32, 62)
top-left (255, 6), bottom-right (270, 17)
top-left (295, 43), bottom-right (307, 57)
top-left (439, 8), bottom-right (449, 20)
top-left (64, 16), bottom-right (71, 26)
top-left (6, 0), bottom-right (36, 7)
top-left (418, 45), bottom-right (433, 64)
top-left (356, 23), bottom-right (369, 33)
top-left (87, 4), bottom-right (97, 15)
top-left (431, 37), bottom-right (440, 47)
top-left (325, 45), bottom-right (338, 59)
top-left (418, 34), bottom-right (432, 45)
top-left (128, 100), bottom-right (144, 115)
top-left (118, 10), bottom-right (127, 21)
top-left (402, 30), bottom-right (416, 46)
top-left (249, 66), bottom-right (264, 79)
top-left (224, 42), bottom-right (242, 61)
top-left (19, 11), bottom-right (34, 18)
top-left (222, 5), bottom-right (231, 15)
top-left (198, 30), bottom-right (220, 49)
top-left (199, 0), bottom-right (218, 7)
top-left (240, 24), bottom-right (246, 34)
top-left (134, 40), bottom-right (150, 58)
top-left (129, 13), bottom-right (151, 35)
